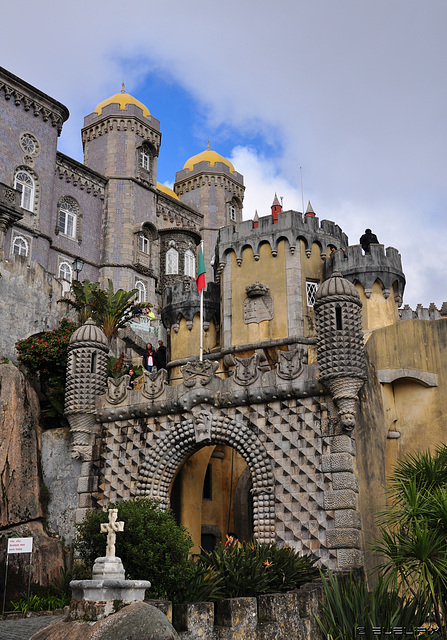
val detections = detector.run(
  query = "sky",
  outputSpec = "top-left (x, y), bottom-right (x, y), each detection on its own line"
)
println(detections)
top-left (2, 0), bottom-right (447, 308)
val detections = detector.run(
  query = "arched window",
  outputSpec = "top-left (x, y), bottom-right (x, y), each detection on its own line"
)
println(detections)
top-left (12, 235), bottom-right (29, 256)
top-left (138, 234), bottom-right (149, 254)
top-left (58, 199), bottom-right (77, 238)
top-left (14, 171), bottom-right (34, 211)
top-left (135, 280), bottom-right (146, 303)
top-left (166, 247), bottom-right (178, 275)
top-left (59, 261), bottom-right (72, 282)
top-left (229, 203), bottom-right (236, 222)
top-left (139, 148), bottom-right (150, 171)
top-left (184, 249), bottom-right (195, 278)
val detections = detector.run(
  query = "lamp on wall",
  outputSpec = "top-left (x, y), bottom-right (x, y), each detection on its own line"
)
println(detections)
top-left (72, 257), bottom-right (84, 281)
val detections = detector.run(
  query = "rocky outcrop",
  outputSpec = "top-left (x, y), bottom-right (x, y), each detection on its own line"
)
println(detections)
top-left (0, 362), bottom-right (65, 585)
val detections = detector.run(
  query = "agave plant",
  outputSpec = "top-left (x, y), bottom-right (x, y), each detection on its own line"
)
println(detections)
top-left (374, 445), bottom-right (447, 638)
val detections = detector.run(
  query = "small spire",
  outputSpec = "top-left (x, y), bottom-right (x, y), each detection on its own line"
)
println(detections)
top-left (206, 140), bottom-right (210, 150)
top-left (305, 200), bottom-right (315, 217)
top-left (254, 210), bottom-right (259, 221)
top-left (121, 81), bottom-right (126, 94)
top-left (272, 193), bottom-right (281, 207)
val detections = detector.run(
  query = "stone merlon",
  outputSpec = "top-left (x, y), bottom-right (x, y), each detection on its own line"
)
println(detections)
top-left (325, 243), bottom-right (406, 301)
top-left (216, 210), bottom-right (348, 265)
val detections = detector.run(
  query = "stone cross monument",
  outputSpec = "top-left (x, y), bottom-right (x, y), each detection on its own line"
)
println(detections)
top-left (100, 508), bottom-right (124, 557)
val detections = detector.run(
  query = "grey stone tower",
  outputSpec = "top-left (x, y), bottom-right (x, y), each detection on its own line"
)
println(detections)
top-left (314, 271), bottom-right (366, 431)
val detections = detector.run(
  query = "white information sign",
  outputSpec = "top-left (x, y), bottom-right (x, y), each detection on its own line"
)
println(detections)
top-left (7, 537), bottom-right (33, 554)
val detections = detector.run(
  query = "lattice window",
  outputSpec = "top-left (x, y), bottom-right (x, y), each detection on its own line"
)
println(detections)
top-left (14, 171), bottom-right (34, 211)
top-left (12, 235), bottom-right (29, 256)
top-left (166, 247), bottom-right (178, 275)
top-left (306, 280), bottom-right (319, 307)
top-left (184, 249), bottom-right (195, 277)
top-left (58, 199), bottom-right (77, 238)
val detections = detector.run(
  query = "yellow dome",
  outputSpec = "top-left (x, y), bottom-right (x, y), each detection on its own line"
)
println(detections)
top-left (157, 182), bottom-right (180, 200)
top-left (183, 146), bottom-right (235, 173)
top-left (94, 88), bottom-right (150, 118)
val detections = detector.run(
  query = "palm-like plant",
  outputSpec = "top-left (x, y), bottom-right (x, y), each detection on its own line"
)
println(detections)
top-left (59, 278), bottom-right (154, 340)
top-left (375, 445), bottom-right (447, 638)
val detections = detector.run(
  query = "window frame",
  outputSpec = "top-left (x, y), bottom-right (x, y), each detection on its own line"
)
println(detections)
top-left (306, 280), bottom-right (319, 307)
top-left (139, 148), bottom-right (150, 171)
top-left (138, 234), bottom-right (150, 254)
top-left (135, 280), bottom-right (146, 303)
top-left (166, 247), bottom-right (179, 275)
top-left (12, 235), bottom-right (29, 257)
top-left (184, 248), bottom-right (196, 278)
top-left (59, 261), bottom-right (73, 282)
top-left (58, 199), bottom-right (77, 239)
top-left (229, 203), bottom-right (236, 222)
top-left (14, 170), bottom-right (34, 211)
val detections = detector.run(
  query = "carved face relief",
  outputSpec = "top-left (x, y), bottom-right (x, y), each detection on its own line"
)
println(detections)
top-left (276, 347), bottom-right (304, 380)
top-left (340, 412), bottom-right (356, 431)
top-left (233, 354), bottom-right (260, 386)
top-left (106, 376), bottom-right (129, 405)
top-left (192, 406), bottom-right (213, 443)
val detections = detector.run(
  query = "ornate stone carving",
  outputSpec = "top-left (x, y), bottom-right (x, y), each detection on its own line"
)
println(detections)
top-left (106, 376), bottom-right (130, 405)
top-left (142, 369), bottom-right (167, 400)
top-left (192, 405), bottom-right (213, 443)
top-left (233, 354), bottom-right (260, 386)
top-left (276, 347), bottom-right (305, 380)
top-left (182, 360), bottom-right (219, 387)
top-left (243, 282), bottom-right (273, 324)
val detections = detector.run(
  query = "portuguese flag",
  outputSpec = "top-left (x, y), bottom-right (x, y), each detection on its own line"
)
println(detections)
top-left (196, 244), bottom-right (206, 293)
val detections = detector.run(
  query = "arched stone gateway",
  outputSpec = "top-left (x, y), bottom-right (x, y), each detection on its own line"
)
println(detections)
top-left (135, 406), bottom-right (276, 544)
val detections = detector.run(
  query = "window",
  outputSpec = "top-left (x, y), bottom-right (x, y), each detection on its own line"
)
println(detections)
top-left (139, 148), bottom-right (150, 171)
top-left (59, 261), bottom-right (72, 282)
top-left (184, 249), bottom-right (195, 278)
top-left (14, 171), bottom-right (34, 211)
top-left (20, 133), bottom-right (39, 156)
top-left (306, 280), bottom-right (319, 307)
top-left (229, 204), bottom-right (236, 222)
top-left (12, 235), bottom-right (29, 256)
top-left (166, 247), bottom-right (178, 275)
top-left (138, 234), bottom-right (149, 254)
top-left (336, 306), bottom-right (343, 330)
top-left (58, 199), bottom-right (77, 238)
top-left (202, 464), bottom-right (212, 500)
top-left (135, 280), bottom-right (146, 303)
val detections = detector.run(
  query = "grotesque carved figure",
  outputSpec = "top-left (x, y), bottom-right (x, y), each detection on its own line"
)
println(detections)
top-left (192, 405), bottom-right (213, 442)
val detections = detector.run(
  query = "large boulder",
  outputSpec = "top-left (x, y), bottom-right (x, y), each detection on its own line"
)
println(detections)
top-left (30, 602), bottom-right (180, 640)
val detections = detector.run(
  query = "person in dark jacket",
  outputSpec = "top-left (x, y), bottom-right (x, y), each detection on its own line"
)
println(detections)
top-left (360, 228), bottom-right (379, 254)
top-left (154, 340), bottom-right (167, 370)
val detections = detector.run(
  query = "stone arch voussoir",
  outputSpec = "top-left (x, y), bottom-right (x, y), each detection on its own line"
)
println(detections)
top-left (136, 411), bottom-right (276, 544)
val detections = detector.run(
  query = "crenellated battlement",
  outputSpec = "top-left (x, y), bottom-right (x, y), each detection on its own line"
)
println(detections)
top-left (400, 301), bottom-right (447, 321)
top-left (325, 243), bottom-right (406, 302)
top-left (216, 210), bottom-right (348, 268)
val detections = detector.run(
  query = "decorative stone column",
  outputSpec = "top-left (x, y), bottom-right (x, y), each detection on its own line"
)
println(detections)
top-left (65, 319), bottom-right (109, 523)
top-left (314, 271), bottom-right (366, 569)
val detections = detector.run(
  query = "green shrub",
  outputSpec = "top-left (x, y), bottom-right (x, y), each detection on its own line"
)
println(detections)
top-left (194, 539), bottom-right (318, 600)
top-left (74, 499), bottom-right (194, 601)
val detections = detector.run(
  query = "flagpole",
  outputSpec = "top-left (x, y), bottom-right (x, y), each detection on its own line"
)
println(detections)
top-left (199, 240), bottom-right (204, 361)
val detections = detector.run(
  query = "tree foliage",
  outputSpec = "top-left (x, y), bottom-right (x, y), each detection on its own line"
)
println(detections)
top-left (374, 445), bottom-right (447, 638)
top-left (74, 499), bottom-right (194, 600)
top-left (59, 278), bottom-right (154, 339)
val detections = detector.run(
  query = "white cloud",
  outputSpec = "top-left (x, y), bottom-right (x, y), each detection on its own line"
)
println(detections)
top-left (2, 0), bottom-right (447, 308)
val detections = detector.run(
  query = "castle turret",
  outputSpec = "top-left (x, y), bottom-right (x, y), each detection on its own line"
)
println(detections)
top-left (314, 271), bottom-right (366, 431)
top-left (271, 193), bottom-right (282, 223)
top-left (174, 144), bottom-right (244, 277)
